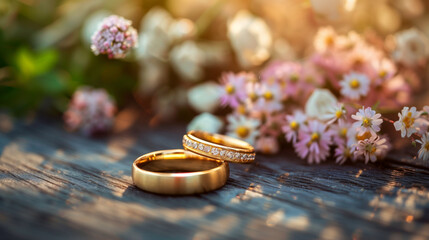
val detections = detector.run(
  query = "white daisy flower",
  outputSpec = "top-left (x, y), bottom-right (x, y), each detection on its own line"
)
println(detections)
top-left (313, 26), bottom-right (337, 52)
top-left (254, 83), bottom-right (283, 113)
top-left (319, 102), bottom-right (346, 124)
top-left (393, 106), bottom-right (422, 138)
top-left (354, 135), bottom-right (389, 164)
top-left (416, 132), bottom-right (429, 161)
top-left (226, 114), bottom-right (260, 145)
top-left (339, 72), bottom-right (370, 100)
top-left (392, 28), bottom-right (429, 67)
top-left (351, 107), bottom-right (383, 136)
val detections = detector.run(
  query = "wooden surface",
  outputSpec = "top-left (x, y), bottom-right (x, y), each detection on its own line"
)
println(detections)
top-left (0, 115), bottom-right (429, 240)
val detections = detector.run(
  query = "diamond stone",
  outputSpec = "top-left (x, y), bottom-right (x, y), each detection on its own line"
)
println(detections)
top-left (203, 145), bottom-right (211, 152)
top-left (242, 154), bottom-right (248, 160)
top-left (198, 143), bottom-right (205, 151)
top-left (234, 152), bottom-right (241, 159)
top-left (219, 150), bottom-right (226, 157)
top-left (211, 148), bottom-right (219, 155)
top-left (192, 142), bottom-right (198, 149)
top-left (226, 151), bottom-right (234, 159)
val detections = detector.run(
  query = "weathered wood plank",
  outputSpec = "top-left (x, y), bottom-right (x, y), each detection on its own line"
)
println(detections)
top-left (0, 116), bottom-right (428, 239)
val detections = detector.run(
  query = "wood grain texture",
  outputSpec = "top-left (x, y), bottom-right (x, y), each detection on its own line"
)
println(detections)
top-left (0, 116), bottom-right (428, 240)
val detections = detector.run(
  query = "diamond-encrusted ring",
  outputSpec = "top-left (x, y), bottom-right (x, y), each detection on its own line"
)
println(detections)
top-left (183, 130), bottom-right (256, 163)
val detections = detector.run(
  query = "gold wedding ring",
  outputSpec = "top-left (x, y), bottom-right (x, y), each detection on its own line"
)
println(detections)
top-left (132, 149), bottom-right (229, 195)
top-left (183, 130), bottom-right (256, 163)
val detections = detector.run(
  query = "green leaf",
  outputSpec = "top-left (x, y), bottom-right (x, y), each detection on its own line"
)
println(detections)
top-left (37, 71), bottom-right (66, 95)
top-left (15, 48), bottom-right (58, 80)
top-left (35, 49), bottom-right (58, 75)
top-left (15, 48), bottom-right (37, 80)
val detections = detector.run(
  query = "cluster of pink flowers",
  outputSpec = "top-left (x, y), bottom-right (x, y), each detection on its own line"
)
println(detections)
top-left (91, 15), bottom-right (138, 59)
top-left (278, 105), bottom-right (392, 164)
top-left (64, 87), bottom-right (116, 136)
top-left (311, 26), bottom-right (412, 108)
top-left (216, 27), bottom-right (427, 164)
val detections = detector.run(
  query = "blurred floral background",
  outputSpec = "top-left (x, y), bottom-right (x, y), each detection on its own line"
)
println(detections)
top-left (1, 0), bottom-right (429, 163)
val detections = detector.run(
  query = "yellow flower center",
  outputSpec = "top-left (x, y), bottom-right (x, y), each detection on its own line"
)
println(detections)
top-left (249, 92), bottom-right (258, 102)
top-left (237, 105), bottom-right (246, 115)
top-left (225, 84), bottom-right (235, 94)
top-left (236, 126), bottom-right (250, 139)
top-left (290, 75), bottom-right (299, 83)
top-left (403, 111), bottom-right (415, 129)
top-left (379, 70), bottom-right (386, 78)
top-left (349, 79), bottom-right (360, 89)
top-left (325, 36), bottom-right (334, 46)
top-left (340, 128), bottom-right (347, 137)
top-left (354, 57), bottom-right (363, 66)
top-left (311, 132), bottom-right (320, 142)
top-left (425, 142), bottom-right (429, 151)
top-left (365, 144), bottom-right (376, 154)
top-left (290, 121), bottom-right (299, 131)
top-left (307, 132), bottom-right (320, 147)
top-left (335, 110), bottom-right (343, 118)
top-left (263, 91), bottom-right (274, 101)
top-left (362, 117), bottom-right (371, 127)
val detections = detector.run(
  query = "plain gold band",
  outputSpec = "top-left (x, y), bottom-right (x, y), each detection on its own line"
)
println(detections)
top-left (132, 149), bottom-right (229, 195)
top-left (183, 130), bottom-right (256, 163)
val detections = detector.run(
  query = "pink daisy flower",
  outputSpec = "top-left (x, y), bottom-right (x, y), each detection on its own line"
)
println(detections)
top-left (282, 110), bottom-right (307, 143)
top-left (351, 107), bottom-right (383, 136)
top-left (334, 143), bottom-right (356, 165)
top-left (301, 62), bottom-right (324, 87)
top-left (281, 62), bottom-right (302, 98)
top-left (294, 120), bottom-right (333, 164)
top-left (345, 43), bottom-right (382, 74)
top-left (354, 135), bottom-right (389, 164)
top-left (340, 72), bottom-right (370, 100)
top-left (241, 81), bottom-right (260, 112)
top-left (219, 72), bottom-right (250, 108)
top-left (260, 61), bottom-right (285, 85)
top-left (331, 119), bottom-right (352, 146)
